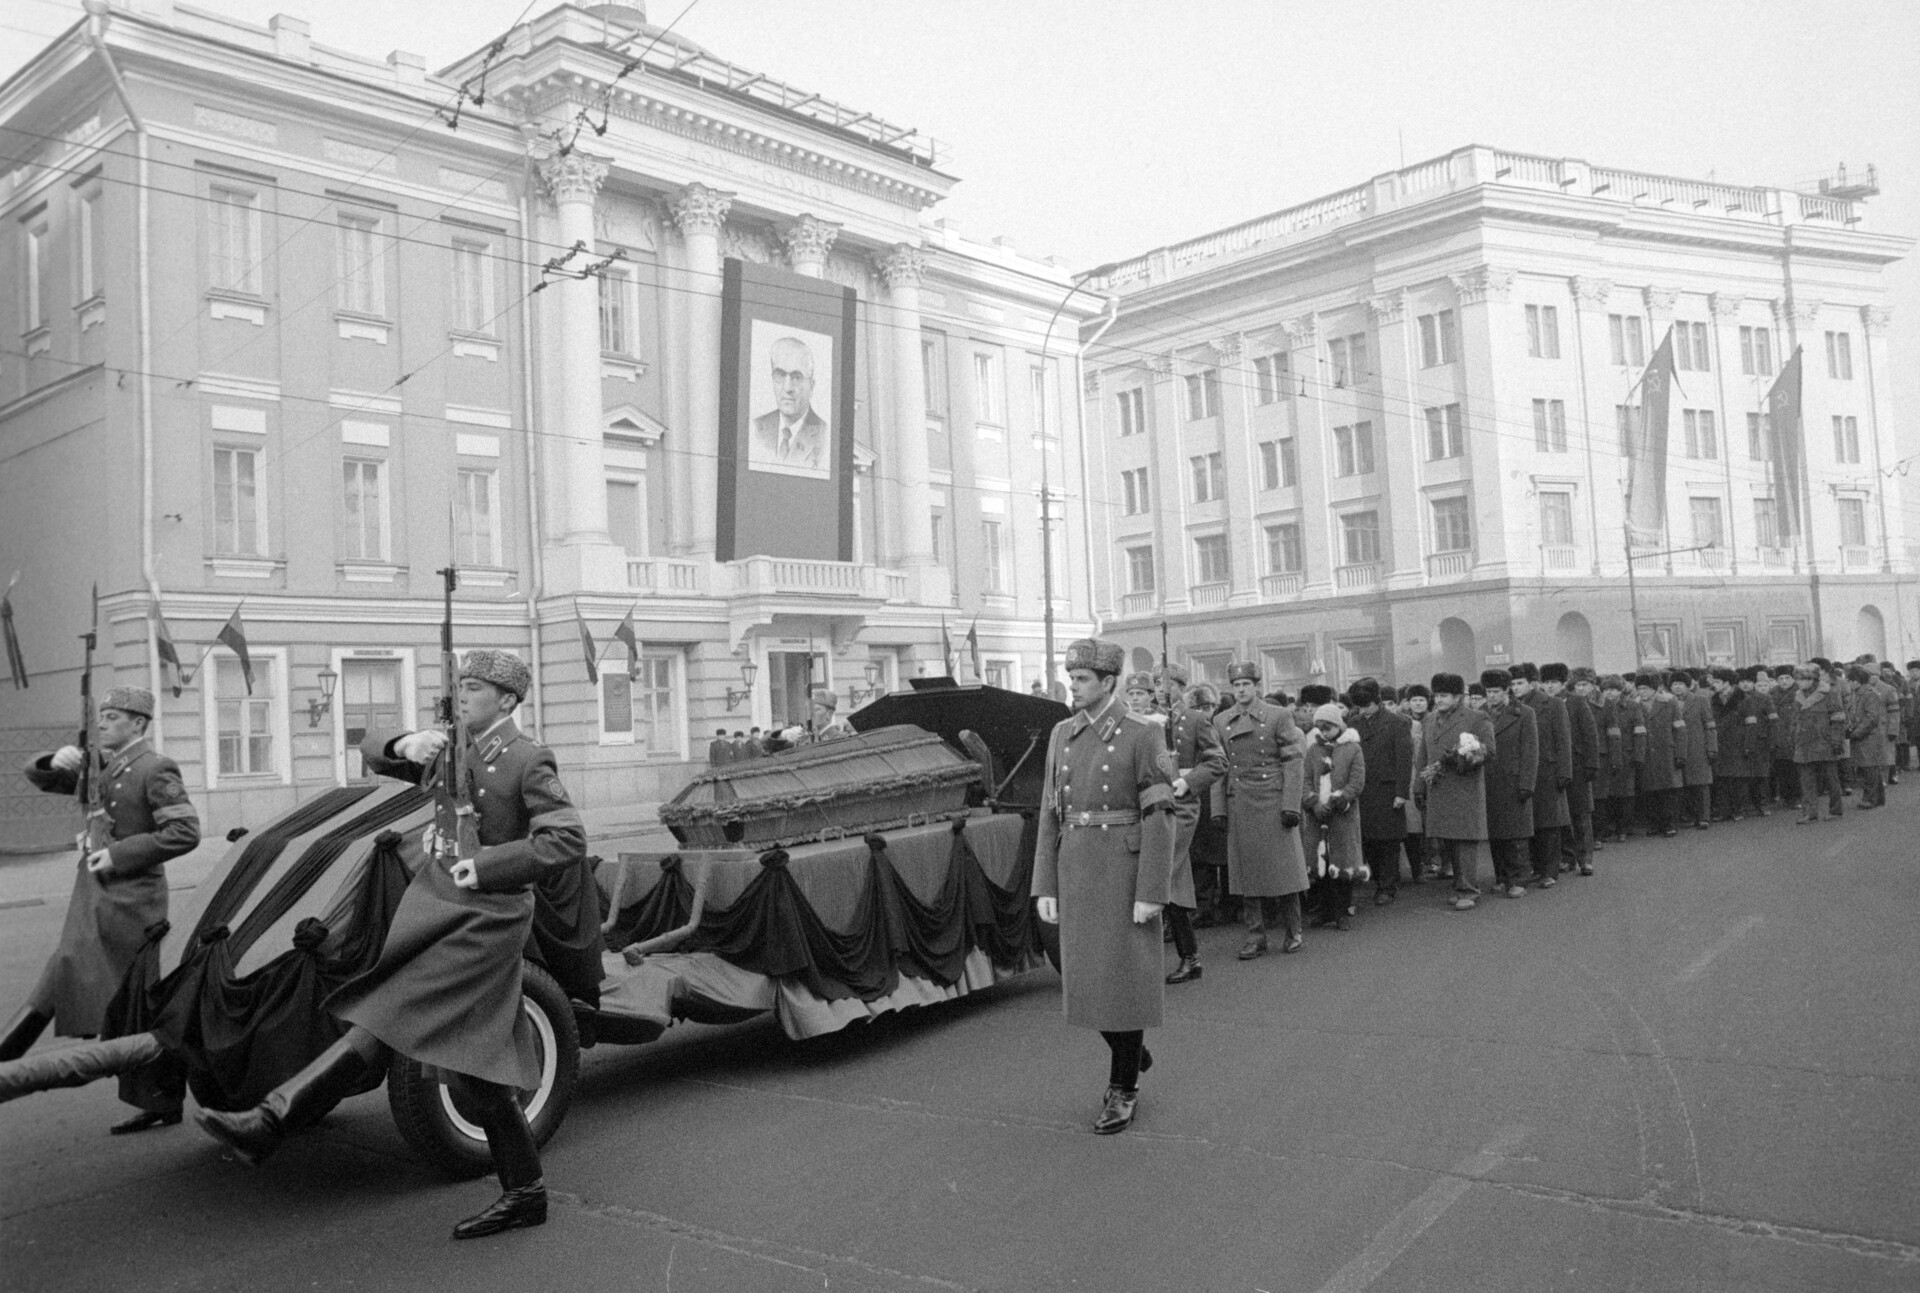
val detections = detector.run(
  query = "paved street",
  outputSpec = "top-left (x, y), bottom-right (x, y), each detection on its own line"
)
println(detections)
top-left (3, 801), bottom-right (1917, 1293)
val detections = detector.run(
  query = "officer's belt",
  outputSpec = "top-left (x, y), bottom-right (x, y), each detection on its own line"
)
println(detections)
top-left (1062, 809), bottom-right (1141, 829)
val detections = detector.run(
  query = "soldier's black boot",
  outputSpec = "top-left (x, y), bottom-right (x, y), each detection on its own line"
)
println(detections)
top-left (1092, 1085), bottom-right (1138, 1134)
top-left (453, 1092), bottom-right (547, 1240)
top-left (1165, 955), bottom-right (1202, 984)
top-left (195, 1035), bottom-right (369, 1165)
top-left (0, 1005), bottom-right (50, 1062)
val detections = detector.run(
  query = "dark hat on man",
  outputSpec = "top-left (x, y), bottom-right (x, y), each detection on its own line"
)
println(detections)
top-left (1568, 665), bottom-right (1597, 685)
top-left (1157, 663), bottom-right (1190, 687)
top-left (101, 686), bottom-right (156, 718)
top-left (1599, 673), bottom-right (1628, 691)
top-left (1430, 672), bottom-right (1465, 697)
top-left (1711, 667), bottom-right (1737, 684)
top-left (1513, 662), bottom-right (1539, 682)
top-left (1773, 665), bottom-right (1797, 679)
top-left (1064, 638), bottom-right (1125, 676)
top-left (1480, 668), bottom-right (1511, 691)
top-left (1668, 672), bottom-right (1694, 688)
top-left (1226, 661), bottom-right (1261, 684)
top-left (1402, 682), bottom-right (1432, 701)
top-left (1348, 677), bottom-right (1381, 706)
top-left (1633, 671), bottom-right (1661, 689)
top-left (1906, 659), bottom-right (1920, 672)
top-left (1847, 664), bottom-right (1873, 684)
top-left (1810, 656), bottom-right (1833, 672)
top-left (1124, 671), bottom-right (1157, 694)
top-left (1539, 662), bottom-right (1569, 684)
top-left (1299, 683), bottom-right (1336, 707)
top-left (1467, 681), bottom-right (1487, 697)
top-left (1267, 689), bottom-right (1293, 708)
top-left (460, 648), bottom-right (531, 701)
top-left (810, 687), bottom-right (839, 711)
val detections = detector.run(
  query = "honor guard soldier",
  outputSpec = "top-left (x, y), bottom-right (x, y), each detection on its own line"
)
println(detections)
top-left (1033, 638), bottom-right (1178, 1135)
top-left (198, 649), bottom-right (587, 1240)
top-left (780, 687), bottom-right (854, 747)
top-left (3, 686), bottom-right (200, 1134)
top-left (1214, 661), bottom-right (1309, 958)
top-left (1157, 667), bottom-right (1223, 984)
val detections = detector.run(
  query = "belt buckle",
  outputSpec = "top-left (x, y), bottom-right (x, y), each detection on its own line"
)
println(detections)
top-left (1075, 810), bottom-right (1093, 826)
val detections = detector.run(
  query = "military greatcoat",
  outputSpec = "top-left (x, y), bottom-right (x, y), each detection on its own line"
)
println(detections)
top-left (1032, 693), bottom-right (1176, 1032)
top-left (1521, 690), bottom-right (1572, 829)
top-left (1637, 694), bottom-right (1682, 791)
top-left (1565, 693), bottom-right (1601, 817)
top-left (1483, 701), bottom-right (1540, 841)
top-left (1676, 691), bottom-right (1718, 786)
top-left (1213, 696), bottom-right (1308, 897)
top-left (331, 717), bottom-right (588, 1090)
top-left (1161, 700), bottom-right (1224, 909)
top-left (24, 737), bottom-right (200, 1036)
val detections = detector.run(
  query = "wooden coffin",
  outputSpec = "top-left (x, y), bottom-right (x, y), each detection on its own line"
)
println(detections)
top-left (657, 724), bottom-right (982, 849)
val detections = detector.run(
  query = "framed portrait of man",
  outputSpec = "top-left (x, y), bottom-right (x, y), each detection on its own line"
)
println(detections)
top-left (718, 258), bottom-right (856, 562)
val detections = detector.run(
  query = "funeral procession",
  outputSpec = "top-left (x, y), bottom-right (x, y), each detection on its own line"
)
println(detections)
top-left (1, 1), bottom-right (1916, 1290)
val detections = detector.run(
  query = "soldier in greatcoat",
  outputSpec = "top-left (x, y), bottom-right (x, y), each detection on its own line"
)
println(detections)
top-left (1670, 672), bottom-right (1718, 829)
top-left (1513, 663), bottom-right (1571, 886)
top-left (1709, 670), bottom-right (1752, 820)
top-left (1480, 670), bottom-right (1539, 898)
top-left (1152, 667), bottom-right (1223, 984)
top-left (1734, 667), bottom-right (1777, 817)
top-left (1033, 638), bottom-right (1177, 1135)
top-left (1635, 673), bottom-right (1682, 836)
top-left (1595, 675), bottom-right (1640, 844)
top-left (1347, 677), bottom-right (1411, 905)
top-left (199, 649), bottom-right (587, 1239)
top-left (1551, 666), bottom-right (1601, 877)
top-left (3, 686), bottom-right (200, 1133)
top-left (1213, 661), bottom-right (1308, 958)
top-left (1415, 673), bottom-right (1495, 910)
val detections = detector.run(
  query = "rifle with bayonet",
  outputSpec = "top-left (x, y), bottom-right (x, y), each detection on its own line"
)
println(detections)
top-left (433, 562), bottom-right (480, 865)
top-left (76, 584), bottom-right (107, 865)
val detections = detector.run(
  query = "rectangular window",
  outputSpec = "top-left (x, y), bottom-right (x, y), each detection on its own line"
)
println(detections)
top-left (1431, 496), bottom-right (1472, 552)
top-left (341, 458), bottom-right (386, 560)
top-left (1190, 452), bottom-right (1224, 502)
top-left (1833, 415), bottom-right (1861, 464)
top-left (1418, 310), bottom-right (1457, 367)
top-left (1116, 387), bottom-right (1145, 436)
top-left (1532, 399), bottom-right (1567, 452)
top-left (1193, 533), bottom-right (1230, 584)
top-left (213, 446), bottom-right (263, 556)
top-left (1184, 369), bottom-right (1220, 420)
top-left (1329, 333), bottom-right (1369, 387)
top-left (1683, 408), bottom-right (1718, 459)
top-left (1264, 646), bottom-right (1309, 686)
top-left (455, 467), bottom-right (499, 566)
top-left (1539, 491), bottom-right (1574, 546)
top-left (1126, 545), bottom-right (1155, 592)
top-left (1740, 325), bottom-right (1774, 377)
top-left (1339, 640), bottom-right (1388, 681)
top-left (1341, 511), bottom-right (1381, 565)
top-left (78, 190), bottom-right (101, 301)
top-left (1333, 422), bottom-right (1375, 476)
top-left (1265, 523), bottom-right (1301, 574)
top-left (1690, 496), bottom-right (1724, 549)
top-left (632, 655), bottom-right (676, 755)
top-left (981, 519), bottom-right (1008, 592)
top-left (1747, 412), bottom-right (1772, 461)
top-left (1526, 304), bottom-right (1561, 359)
top-left (1838, 498), bottom-right (1866, 547)
top-left (1253, 352), bottom-right (1289, 403)
top-left (23, 220), bottom-right (48, 329)
top-left (1121, 467), bottom-right (1150, 516)
top-left (209, 187), bottom-right (260, 294)
top-left (1608, 314), bottom-right (1646, 367)
top-left (930, 508), bottom-right (946, 565)
top-left (1615, 404), bottom-right (1643, 455)
top-left (215, 654), bottom-right (277, 776)
top-left (973, 352), bottom-right (1004, 424)
top-left (1674, 321), bottom-right (1711, 372)
top-left (606, 478), bottom-right (643, 555)
top-left (335, 212), bottom-right (383, 316)
top-left (1259, 439), bottom-right (1298, 490)
top-left (921, 339), bottom-right (940, 415)
top-left (1425, 403), bottom-right (1464, 460)
top-left (1825, 331), bottom-right (1853, 380)
top-left (450, 240), bottom-right (491, 334)
top-left (599, 265), bottom-right (634, 354)
top-left (1754, 498), bottom-right (1780, 550)
top-left (1031, 364), bottom-right (1054, 441)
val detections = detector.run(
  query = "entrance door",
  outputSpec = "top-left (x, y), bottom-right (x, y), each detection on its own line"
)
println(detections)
top-left (767, 651), bottom-right (823, 729)
top-left (341, 658), bottom-right (405, 781)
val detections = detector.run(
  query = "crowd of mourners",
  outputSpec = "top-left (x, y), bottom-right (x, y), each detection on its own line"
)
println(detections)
top-left (1127, 653), bottom-right (1917, 978)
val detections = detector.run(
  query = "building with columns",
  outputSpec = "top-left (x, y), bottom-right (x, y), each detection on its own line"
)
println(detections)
top-left (0, 0), bottom-right (1096, 846)
top-left (1084, 145), bottom-right (1913, 692)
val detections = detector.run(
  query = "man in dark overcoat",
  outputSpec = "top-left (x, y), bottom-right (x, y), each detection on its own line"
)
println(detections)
top-left (1845, 664), bottom-right (1886, 809)
top-left (1155, 667), bottom-right (1222, 984)
top-left (1551, 665), bottom-right (1601, 877)
top-left (1734, 668), bottom-right (1777, 816)
top-left (1513, 663), bottom-right (1570, 886)
top-left (4, 686), bottom-right (200, 1133)
top-left (1670, 672), bottom-right (1717, 829)
top-left (1347, 677), bottom-right (1411, 905)
top-left (1414, 673), bottom-right (1495, 910)
top-left (1789, 665), bottom-right (1845, 822)
top-left (199, 649), bottom-right (588, 1239)
top-left (1033, 638), bottom-right (1177, 1134)
top-left (1214, 662), bottom-right (1307, 958)
top-left (1635, 673), bottom-right (1682, 836)
top-left (1480, 670), bottom-right (1539, 898)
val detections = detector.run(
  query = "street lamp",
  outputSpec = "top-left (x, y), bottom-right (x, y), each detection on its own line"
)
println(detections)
top-left (849, 658), bottom-right (884, 705)
top-left (1037, 261), bottom-right (1120, 700)
top-left (725, 660), bottom-right (759, 712)
top-left (306, 666), bottom-right (338, 728)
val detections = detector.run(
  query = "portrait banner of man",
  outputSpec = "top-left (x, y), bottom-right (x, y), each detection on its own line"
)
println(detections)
top-left (718, 259), bottom-right (856, 562)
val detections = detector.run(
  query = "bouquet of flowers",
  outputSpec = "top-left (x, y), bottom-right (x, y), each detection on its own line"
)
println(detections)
top-left (1441, 730), bottom-right (1487, 773)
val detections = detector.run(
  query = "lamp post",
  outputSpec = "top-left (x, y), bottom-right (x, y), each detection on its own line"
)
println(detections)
top-left (306, 666), bottom-right (338, 728)
top-left (849, 658), bottom-right (884, 706)
top-left (725, 660), bottom-right (759, 712)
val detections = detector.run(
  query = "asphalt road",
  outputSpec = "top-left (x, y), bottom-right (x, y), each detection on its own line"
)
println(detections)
top-left (3, 799), bottom-right (1917, 1293)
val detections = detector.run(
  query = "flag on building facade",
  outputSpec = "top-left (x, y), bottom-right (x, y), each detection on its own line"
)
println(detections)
top-left (612, 605), bottom-right (640, 680)
top-left (574, 600), bottom-right (598, 685)
top-left (1625, 326), bottom-right (1677, 546)
top-left (216, 606), bottom-right (253, 694)
top-left (153, 607), bottom-right (185, 696)
top-left (966, 617), bottom-right (981, 681)
top-left (1, 572), bottom-right (26, 689)
top-left (1765, 346), bottom-right (1806, 543)
top-left (940, 617), bottom-right (955, 677)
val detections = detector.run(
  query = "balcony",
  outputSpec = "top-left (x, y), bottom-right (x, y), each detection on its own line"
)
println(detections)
top-left (724, 557), bottom-right (902, 599)
top-left (1692, 546), bottom-right (1728, 570)
top-left (1539, 545), bottom-right (1577, 572)
top-left (1428, 550), bottom-right (1474, 580)
top-left (626, 558), bottom-right (706, 594)
top-left (1842, 545), bottom-right (1876, 572)
top-left (1119, 591), bottom-right (1157, 618)
top-left (1190, 582), bottom-right (1229, 608)
top-left (1335, 563), bottom-right (1380, 592)
top-left (1756, 547), bottom-right (1791, 570)
top-left (1259, 572), bottom-right (1302, 600)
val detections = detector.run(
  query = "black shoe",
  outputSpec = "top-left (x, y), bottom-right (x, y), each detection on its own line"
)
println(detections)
top-left (1237, 934), bottom-right (1267, 960)
top-left (1165, 956), bottom-right (1202, 984)
top-left (1092, 1087), bottom-right (1137, 1135)
top-left (452, 1182), bottom-right (548, 1240)
top-left (195, 1035), bottom-right (369, 1166)
top-left (111, 1109), bottom-right (183, 1136)
top-left (1334, 915), bottom-right (1352, 931)
top-left (1280, 934), bottom-right (1304, 954)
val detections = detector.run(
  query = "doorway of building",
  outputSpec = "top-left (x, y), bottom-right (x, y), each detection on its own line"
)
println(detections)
top-left (341, 657), bottom-right (405, 781)
top-left (767, 651), bottom-right (824, 730)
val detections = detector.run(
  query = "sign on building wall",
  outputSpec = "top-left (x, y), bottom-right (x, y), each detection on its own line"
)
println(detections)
top-left (717, 258), bottom-right (856, 561)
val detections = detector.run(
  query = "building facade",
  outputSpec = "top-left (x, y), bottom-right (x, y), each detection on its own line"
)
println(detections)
top-left (0, 0), bottom-right (1094, 846)
top-left (1084, 145), bottom-right (1913, 692)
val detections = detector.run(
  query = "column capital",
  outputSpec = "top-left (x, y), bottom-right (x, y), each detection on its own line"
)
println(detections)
top-left (780, 214), bottom-right (841, 273)
top-left (670, 182), bottom-right (734, 238)
top-left (1451, 265), bottom-right (1516, 304)
top-left (876, 242), bottom-right (928, 290)
top-left (1787, 296), bottom-right (1822, 325)
top-left (1709, 291), bottom-right (1744, 318)
top-left (1083, 368), bottom-right (1103, 397)
top-left (1212, 334), bottom-right (1243, 365)
top-left (1367, 291), bottom-right (1407, 324)
top-left (1570, 275), bottom-right (1612, 307)
top-left (1642, 284), bottom-right (1680, 316)
top-left (536, 150), bottom-right (609, 205)
top-left (1861, 304), bottom-right (1892, 336)
top-left (1146, 352), bottom-right (1175, 377)
top-left (1281, 315), bottom-right (1317, 346)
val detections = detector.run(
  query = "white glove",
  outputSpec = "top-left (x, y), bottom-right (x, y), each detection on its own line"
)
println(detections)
top-left (420, 823), bottom-right (443, 857)
top-left (450, 859), bottom-right (479, 890)
top-left (86, 848), bottom-right (113, 875)
top-left (1171, 776), bottom-right (1189, 799)
top-left (1132, 902), bottom-right (1162, 924)
top-left (395, 730), bottom-right (449, 764)
top-left (51, 745), bottom-right (84, 773)
top-left (1036, 896), bottom-right (1059, 924)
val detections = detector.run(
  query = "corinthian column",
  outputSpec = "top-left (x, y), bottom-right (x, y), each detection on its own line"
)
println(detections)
top-left (879, 244), bottom-right (935, 578)
top-left (781, 214), bottom-right (840, 278)
top-left (672, 183), bottom-right (734, 558)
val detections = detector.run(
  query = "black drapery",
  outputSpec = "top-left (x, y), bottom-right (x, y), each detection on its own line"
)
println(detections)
top-left (602, 854), bottom-right (695, 950)
top-left (526, 855), bottom-right (607, 1007)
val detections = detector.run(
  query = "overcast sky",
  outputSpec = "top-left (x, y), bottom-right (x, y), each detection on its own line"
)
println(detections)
top-left (6, 0), bottom-right (1918, 446)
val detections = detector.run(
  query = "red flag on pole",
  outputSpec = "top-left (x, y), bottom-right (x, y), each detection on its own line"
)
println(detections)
top-left (966, 616), bottom-right (981, 681)
top-left (1, 572), bottom-right (26, 689)
top-left (574, 599), bottom-right (598, 685)
top-left (1625, 326), bottom-right (1678, 546)
top-left (153, 606), bottom-right (185, 696)
top-left (215, 606), bottom-right (253, 695)
top-left (612, 605), bottom-right (640, 680)
top-left (1765, 346), bottom-right (1806, 543)
top-left (940, 617), bottom-right (955, 678)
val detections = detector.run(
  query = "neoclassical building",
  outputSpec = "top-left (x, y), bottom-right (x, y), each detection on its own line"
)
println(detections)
top-left (1083, 145), bottom-right (1912, 691)
top-left (0, 0), bottom-right (1095, 844)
